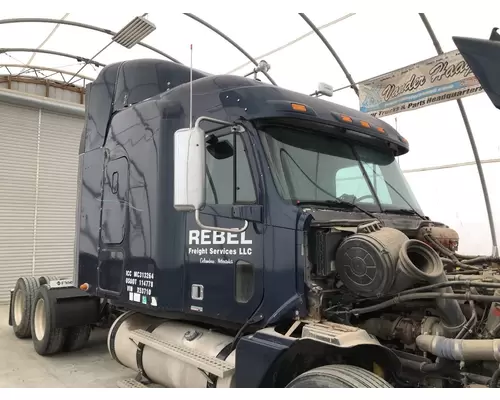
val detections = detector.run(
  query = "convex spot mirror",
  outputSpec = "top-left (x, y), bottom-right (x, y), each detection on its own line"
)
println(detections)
top-left (206, 135), bottom-right (234, 160)
top-left (174, 126), bottom-right (206, 212)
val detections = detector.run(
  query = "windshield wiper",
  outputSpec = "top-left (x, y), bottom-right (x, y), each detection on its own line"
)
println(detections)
top-left (383, 208), bottom-right (427, 218)
top-left (358, 161), bottom-right (426, 221)
top-left (295, 199), bottom-right (379, 221)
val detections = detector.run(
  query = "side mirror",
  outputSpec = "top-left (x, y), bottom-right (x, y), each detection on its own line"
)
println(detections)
top-left (173, 116), bottom-right (249, 234)
top-left (173, 126), bottom-right (206, 212)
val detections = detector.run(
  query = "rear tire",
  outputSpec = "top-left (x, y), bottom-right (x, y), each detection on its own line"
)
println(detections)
top-left (31, 284), bottom-right (67, 355)
top-left (38, 275), bottom-right (60, 285)
top-left (64, 325), bottom-right (92, 352)
top-left (11, 277), bottom-right (40, 339)
top-left (285, 364), bottom-right (393, 388)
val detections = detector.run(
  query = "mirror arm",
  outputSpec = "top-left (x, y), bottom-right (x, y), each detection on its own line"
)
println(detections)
top-left (195, 116), bottom-right (232, 129)
top-left (194, 116), bottom-right (245, 141)
top-left (195, 210), bottom-right (249, 233)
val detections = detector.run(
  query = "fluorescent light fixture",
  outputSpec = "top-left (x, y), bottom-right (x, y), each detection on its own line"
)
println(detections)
top-left (112, 15), bottom-right (156, 49)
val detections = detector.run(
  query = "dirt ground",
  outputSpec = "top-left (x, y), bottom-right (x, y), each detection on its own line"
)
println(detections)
top-left (0, 305), bottom-right (135, 388)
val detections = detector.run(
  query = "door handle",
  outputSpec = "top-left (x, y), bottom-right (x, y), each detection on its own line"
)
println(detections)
top-left (111, 171), bottom-right (119, 194)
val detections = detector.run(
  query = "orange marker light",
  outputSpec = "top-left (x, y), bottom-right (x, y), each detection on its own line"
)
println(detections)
top-left (80, 283), bottom-right (89, 291)
top-left (376, 127), bottom-right (385, 133)
top-left (360, 121), bottom-right (370, 128)
top-left (340, 114), bottom-right (352, 123)
top-left (291, 103), bottom-right (307, 112)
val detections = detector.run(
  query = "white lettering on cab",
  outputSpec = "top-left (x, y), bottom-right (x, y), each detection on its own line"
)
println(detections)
top-left (188, 229), bottom-right (253, 245)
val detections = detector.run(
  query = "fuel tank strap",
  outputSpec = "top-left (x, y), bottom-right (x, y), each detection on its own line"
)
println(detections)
top-left (206, 342), bottom-right (233, 388)
top-left (136, 321), bottom-right (164, 383)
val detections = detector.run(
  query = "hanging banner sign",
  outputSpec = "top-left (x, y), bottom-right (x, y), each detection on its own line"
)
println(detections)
top-left (358, 49), bottom-right (484, 118)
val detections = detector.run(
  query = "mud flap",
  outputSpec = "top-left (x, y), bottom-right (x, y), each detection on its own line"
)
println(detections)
top-left (44, 286), bottom-right (101, 329)
top-left (8, 289), bottom-right (13, 326)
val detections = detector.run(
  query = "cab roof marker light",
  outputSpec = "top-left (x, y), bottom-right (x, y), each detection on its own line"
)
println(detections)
top-left (340, 114), bottom-right (352, 122)
top-left (376, 126), bottom-right (386, 134)
top-left (360, 120), bottom-right (370, 128)
top-left (291, 103), bottom-right (307, 112)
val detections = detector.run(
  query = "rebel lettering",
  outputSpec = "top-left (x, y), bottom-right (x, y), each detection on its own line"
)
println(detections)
top-left (201, 230), bottom-right (211, 245)
top-left (213, 231), bottom-right (225, 244)
top-left (188, 230), bottom-right (253, 245)
top-left (227, 233), bottom-right (238, 245)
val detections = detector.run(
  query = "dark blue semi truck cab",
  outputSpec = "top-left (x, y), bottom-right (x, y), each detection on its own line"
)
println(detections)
top-left (9, 45), bottom-right (500, 388)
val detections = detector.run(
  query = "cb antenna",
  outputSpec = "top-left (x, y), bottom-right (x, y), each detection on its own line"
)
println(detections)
top-left (189, 44), bottom-right (193, 129)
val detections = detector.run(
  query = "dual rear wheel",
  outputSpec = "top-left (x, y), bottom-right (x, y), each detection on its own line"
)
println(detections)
top-left (11, 277), bottom-right (92, 355)
top-left (11, 276), bottom-right (40, 338)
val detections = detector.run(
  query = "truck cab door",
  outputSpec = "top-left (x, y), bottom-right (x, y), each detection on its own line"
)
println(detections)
top-left (98, 155), bottom-right (129, 295)
top-left (184, 129), bottom-right (264, 324)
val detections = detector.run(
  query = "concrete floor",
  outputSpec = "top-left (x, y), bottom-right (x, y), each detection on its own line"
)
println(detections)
top-left (0, 303), bottom-right (487, 388)
top-left (0, 305), bottom-right (135, 388)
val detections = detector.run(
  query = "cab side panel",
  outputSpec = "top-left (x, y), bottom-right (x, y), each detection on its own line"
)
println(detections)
top-left (97, 102), bottom-right (161, 304)
top-left (77, 148), bottom-right (105, 290)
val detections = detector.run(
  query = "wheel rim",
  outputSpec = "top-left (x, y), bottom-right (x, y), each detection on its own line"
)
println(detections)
top-left (34, 298), bottom-right (46, 340)
top-left (13, 290), bottom-right (25, 326)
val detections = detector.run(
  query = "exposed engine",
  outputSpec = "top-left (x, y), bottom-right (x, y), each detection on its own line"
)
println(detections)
top-left (306, 220), bottom-right (500, 388)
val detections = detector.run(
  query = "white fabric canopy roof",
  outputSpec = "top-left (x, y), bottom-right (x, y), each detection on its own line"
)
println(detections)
top-left (1, 11), bottom-right (499, 254)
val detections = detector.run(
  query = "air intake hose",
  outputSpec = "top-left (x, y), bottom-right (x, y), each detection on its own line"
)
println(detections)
top-left (416, 335), bottom-right (500, 362)
top-left (391, 239), bottom-right (467, 336)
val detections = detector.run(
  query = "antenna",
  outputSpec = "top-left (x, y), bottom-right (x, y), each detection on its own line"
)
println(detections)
top-left (189, 43), bottom-right (193, 129)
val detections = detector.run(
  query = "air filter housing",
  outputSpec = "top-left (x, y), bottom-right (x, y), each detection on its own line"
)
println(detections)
top-left (335, 227), bottom-right (409, 297)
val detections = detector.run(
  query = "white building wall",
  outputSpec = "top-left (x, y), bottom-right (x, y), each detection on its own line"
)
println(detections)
top-left (0, 89), bottom-right (84, 303)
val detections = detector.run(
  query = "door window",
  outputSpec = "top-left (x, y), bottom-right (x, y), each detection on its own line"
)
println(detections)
top-left (205, 133), bottom-right (256, 204)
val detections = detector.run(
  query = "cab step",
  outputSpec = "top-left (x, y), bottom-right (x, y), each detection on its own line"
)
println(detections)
top-left (129, 329), bottom-right (235, 378)
top-left (301, 319), bottom-right (381, 347)
top-left (117, 378), bottom-right (148, 388)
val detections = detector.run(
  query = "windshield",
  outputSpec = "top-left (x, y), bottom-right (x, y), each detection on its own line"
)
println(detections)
top-left (259, 125), bottom-right (423, 215)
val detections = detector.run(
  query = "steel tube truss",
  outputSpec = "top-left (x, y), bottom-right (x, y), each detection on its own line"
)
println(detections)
top-left (0, 18), bottom-right (181, 64)
top-left (226, 13), bottom-right (356, 75)
top-left (0, 48), bottom-right (106, 68)
top-left (0, 13), bottom-right (494, 255)
top-left (418, 13), bottom-right (498, 255)
top-left (0, 64), bottom-right (94, 81)
top-left (299, 13), bottom-right (359, 97)
top-left (183, 13), bottom-right (277, 85)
